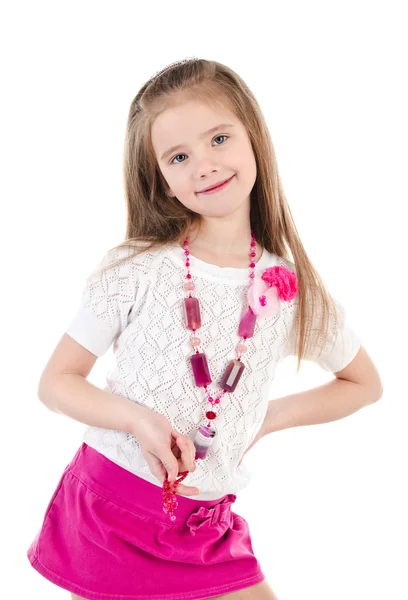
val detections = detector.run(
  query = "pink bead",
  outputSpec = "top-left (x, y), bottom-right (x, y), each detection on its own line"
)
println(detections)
top-left (237, 343), bottom-right (247, 353)
top-left (185, 281), bottom-right (195, 291)
top-left (183, 297), bottom-right (201, 329)
top-left (238, 306), bottom-right (257, 338)
top-left (190, 352), bottom-right (212, 387)
top-left (220, 359), bottom-right (245, 392)
top-left (191, 336), bottom-right (200, 347)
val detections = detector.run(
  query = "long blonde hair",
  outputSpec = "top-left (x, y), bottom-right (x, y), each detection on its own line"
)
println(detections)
top-left (94, 57), bottom-right (342, 374)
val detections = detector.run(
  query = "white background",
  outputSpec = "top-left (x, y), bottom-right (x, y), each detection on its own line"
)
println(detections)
top-left (2, 1), bottom-right (407, 599)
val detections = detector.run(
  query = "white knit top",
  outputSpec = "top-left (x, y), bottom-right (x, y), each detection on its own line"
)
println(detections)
top-left (65, 241), bottom-right (361, 500)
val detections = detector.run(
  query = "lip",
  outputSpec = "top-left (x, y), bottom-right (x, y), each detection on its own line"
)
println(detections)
top-left (198, 175), bottom-right (235, 194)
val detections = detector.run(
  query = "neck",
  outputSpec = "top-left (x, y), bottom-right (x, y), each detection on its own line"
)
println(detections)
top-left (185, 220), bottom-right (255, 255)
top-left (179, 220), bottom-right (263, 269)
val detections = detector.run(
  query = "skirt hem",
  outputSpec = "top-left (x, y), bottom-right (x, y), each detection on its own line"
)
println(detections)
top-left (27, 548), bottom-right (266, 600)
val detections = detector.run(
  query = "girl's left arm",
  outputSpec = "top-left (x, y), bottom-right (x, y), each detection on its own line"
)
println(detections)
top-left (238, 345), bottom-right (382, 465)
top-left (263, 344), bottom-right (383, 434)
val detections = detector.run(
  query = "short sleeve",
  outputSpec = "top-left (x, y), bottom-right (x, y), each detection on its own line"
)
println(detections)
top-left (284, 294), bottom-right (361, 373)
top-left (64, 246), bottom-right (141, 357)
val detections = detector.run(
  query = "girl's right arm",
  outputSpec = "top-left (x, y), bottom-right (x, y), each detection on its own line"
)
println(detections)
top-left (37, 332), bottom-right (199, 495)
top-left (38, 333), bottom-right (145, 433)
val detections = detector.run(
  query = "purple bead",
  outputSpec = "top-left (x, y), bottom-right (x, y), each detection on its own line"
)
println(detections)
top-left (183, 297), bottom-right (201, 329)
top-left (238, 306), bottom-right (257, 338)
top-left (193, 425), bottom-right (216, 459)
top-left (190, 352), bottom-right (212, 387)
top-left (220, 359), bottom-right (245, 393)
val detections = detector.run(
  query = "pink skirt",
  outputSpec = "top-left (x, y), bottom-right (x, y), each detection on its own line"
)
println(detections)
top-left (27, 442), bottom-right (265, 600)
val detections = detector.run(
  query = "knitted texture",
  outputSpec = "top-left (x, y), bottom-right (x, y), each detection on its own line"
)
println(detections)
top-left (65, 242), bottom-right (360, 500)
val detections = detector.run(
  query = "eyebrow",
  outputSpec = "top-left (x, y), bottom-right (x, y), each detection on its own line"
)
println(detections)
top-left (160, 123), bottom-right (235, 161)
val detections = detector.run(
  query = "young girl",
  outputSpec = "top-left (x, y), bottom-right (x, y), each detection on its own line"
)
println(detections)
top-left (27, 57), bottom-right (382, 600)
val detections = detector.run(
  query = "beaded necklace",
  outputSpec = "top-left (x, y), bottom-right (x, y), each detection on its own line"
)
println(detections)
top-left (161, 230), bottom-right (257, 520)
top-left (162, 232), bottom-right (298, 521)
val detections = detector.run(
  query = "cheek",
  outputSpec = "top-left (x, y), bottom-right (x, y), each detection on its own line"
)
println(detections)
top-left (169, 172), bottom-right (197, 196)
top-left (166, 175), bottom-right (197, 206)
top-left (174, 179), bottom-right (192, 197)
top-left (234, 153), bottom-right (257, 183)
top-left (233, 142), bottom-right (256, 170)
top-left (161, 170), bottom-right (186, 196)
top-left (243, 150), bottom-right (257, 181)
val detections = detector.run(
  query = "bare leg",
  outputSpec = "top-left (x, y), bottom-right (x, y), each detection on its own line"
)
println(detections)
top-left (71, 579), bottom-right (279, 600)
top-left (204, 579), bottom-right (280, 599)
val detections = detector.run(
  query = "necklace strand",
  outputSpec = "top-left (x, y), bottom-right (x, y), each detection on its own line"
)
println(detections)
top-left (162, 231), bottom-right (257, 520)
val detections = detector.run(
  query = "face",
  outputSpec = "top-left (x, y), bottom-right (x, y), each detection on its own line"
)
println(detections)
top-left (151, 99), bottom-right (257, 220)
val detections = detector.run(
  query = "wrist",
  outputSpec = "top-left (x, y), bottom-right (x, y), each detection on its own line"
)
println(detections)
top-left (125, 401), bottom-right (150, 436)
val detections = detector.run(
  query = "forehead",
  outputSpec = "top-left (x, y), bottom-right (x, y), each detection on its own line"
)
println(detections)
top-left (151, 99), bottom-right (239, 151)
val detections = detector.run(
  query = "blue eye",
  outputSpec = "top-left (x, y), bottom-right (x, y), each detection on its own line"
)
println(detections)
top-left (169, 134), bottom-right (229, 165)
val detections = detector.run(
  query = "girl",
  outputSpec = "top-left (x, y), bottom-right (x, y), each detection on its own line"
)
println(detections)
top-left (27, 58), bottom-right (382, 600)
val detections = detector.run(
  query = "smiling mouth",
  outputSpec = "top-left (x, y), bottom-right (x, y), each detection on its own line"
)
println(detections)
top-left (197, 175), bottom-right (235, 194)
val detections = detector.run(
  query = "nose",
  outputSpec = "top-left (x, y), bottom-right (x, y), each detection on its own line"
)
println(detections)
top-left (192, 149), bottom-right (220, 173)
top-left (196, 164), bottom-right (220, 186)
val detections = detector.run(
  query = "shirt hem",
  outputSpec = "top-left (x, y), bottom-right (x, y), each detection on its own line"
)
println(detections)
top-left (81, 439), bottom-right (251, 501)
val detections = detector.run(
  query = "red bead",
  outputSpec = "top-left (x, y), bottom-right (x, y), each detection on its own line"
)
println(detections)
top-left (206, 411), bottom-right (216, 419)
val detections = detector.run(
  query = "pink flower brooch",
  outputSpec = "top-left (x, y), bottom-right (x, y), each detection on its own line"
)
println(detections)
top-left (247, 265), bottom-right (298, 318)
top-left (238, 265), bottom-right (298, 339)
